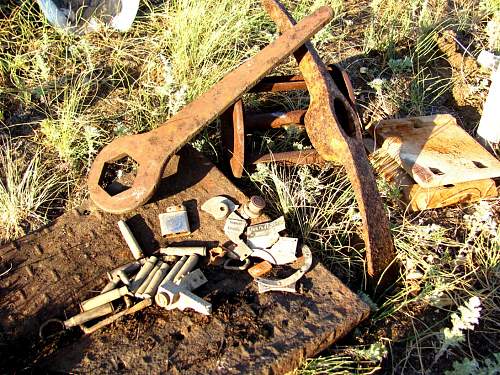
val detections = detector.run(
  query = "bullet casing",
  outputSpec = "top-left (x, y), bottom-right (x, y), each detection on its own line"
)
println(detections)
top-left (159, 247), bottom-right (206, 256)
top-left (159, 256), bottom-right (187, 287)
top-left (100, 279), bottom-right (119, 294)
top-left (81, 285), bottom-right (129, 311)
top-left (66, 303), bottom-right (114, 327)
top-left (143, 262), bottom-right (171, 299)
top-left (117, 220), bottom-right (144, 259)
top-left (117, 270), bottom-right (131, 286)
top-left (135, 262), bottom-right (162, 298)
top-left (173, 254), bottom-right (199, 284)
top-left (108, 261), bottom-right (141, 280)
top-left (129, 256), bottom-right (157, 293)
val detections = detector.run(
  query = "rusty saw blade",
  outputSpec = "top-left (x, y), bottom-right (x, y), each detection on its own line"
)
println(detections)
top-left (88, 6), bottom-right (334, 214)
top-left (261, 0), bottom-right (396, 285)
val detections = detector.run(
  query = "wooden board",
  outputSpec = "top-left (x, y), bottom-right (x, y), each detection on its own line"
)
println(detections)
top-left (375, 114), bottom-right (500, 187)
top-left (403, 179), bottom-right (497, 212)
top-left (370, 148), bottom-right (498, 211)
top-left (0, 147), bottom-right (369, 374)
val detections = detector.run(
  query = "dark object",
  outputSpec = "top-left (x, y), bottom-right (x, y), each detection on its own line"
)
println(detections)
top-left (220, 63), bottom-right (355, 178)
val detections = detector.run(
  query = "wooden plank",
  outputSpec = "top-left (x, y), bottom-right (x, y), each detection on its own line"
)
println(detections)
top-left (0, 147), bottom-right (369, 374)
top-left (403, 179), bottom-right (497, 212)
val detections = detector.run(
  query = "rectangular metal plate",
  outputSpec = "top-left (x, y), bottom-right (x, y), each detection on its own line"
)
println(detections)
top-left (375, 114), bottom-right (500, 187)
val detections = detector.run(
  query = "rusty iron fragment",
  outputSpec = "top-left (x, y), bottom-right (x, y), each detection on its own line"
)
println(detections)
top-left (88, 7), bottom-right (334, 213)
top-left (249, 149), bottom-right (325, 166)
top-left (221, 98), bottom-right (246, 178)
top-left (262, 0), bottom-right (396, 286)
top-left (221, 64), bottom-right (358, 178)
top-left (248, 260), bottom-right (273, 278)
top-left (250, 64), bottom-right (357, 104)
top-left (246, 109), bottom-right (307, 130)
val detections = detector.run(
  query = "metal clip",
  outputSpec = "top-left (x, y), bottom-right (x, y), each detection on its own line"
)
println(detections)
top-left (224, 258), bottom-right (251, 271)
top-left (255, 245), bottom-right (312, 293)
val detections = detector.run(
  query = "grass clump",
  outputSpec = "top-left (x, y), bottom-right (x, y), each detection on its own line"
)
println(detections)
top-left (0, 139), bottom-right (66, 242)
top-left (39, 73), bottom-right (104, 171)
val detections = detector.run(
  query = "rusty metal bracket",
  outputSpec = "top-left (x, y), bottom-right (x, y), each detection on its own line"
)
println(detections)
top-left (88, 7), bottom-right (334, 214)
top-left (221, 63), bottom-right (356, 178)
top-left (261, 0), bottom-right (396, 286)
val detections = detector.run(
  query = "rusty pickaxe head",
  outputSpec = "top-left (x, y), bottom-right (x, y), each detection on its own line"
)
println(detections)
top-left (261, 0), bottom-right (397, 288)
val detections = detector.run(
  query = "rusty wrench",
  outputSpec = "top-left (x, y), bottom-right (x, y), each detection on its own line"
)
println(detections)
top-left (261, 0), bottom-right (396, 285)
top-left (87, 6), bottom-right (334, 214)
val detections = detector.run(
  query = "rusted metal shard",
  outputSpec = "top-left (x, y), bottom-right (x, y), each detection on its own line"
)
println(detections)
top-left (262, 0), bottom-right (396, 286)
top-left (246, 110), bottom-right (307, 129)
top-left (88, 7), bottom-right (334, 213)
top-left (221, 98), bottom-right (246, 179)
top-left (249, 149), bottom-right (325, 166)
top-left (221, 64), bottom-right (357, 178)
top-left (250, 64), bottom-right (357, 105)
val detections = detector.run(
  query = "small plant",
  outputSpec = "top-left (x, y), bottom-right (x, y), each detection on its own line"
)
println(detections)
top-left (446, 352), bottom-right (500, 375)
top-left (0, 140), bottom-right (66, 242)
top-left (388, 56), bottom-right (413, 74)
top-left (297, 343), bottom-right (387, 374)
top-left (434, 297), bottom-right (482, 363)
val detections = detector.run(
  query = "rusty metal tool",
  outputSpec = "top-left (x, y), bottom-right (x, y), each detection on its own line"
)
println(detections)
top-left (250, 63), bottom-right (357, 99)
top-left (221, 63), bottom-right (356, 178)
top-left (262, 0), bottom-right (396, 285)
top-left (87, 7), bottom-right (334, 214)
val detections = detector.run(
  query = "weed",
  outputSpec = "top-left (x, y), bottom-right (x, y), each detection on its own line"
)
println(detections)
top-left (0, 139), bottom-right (66, 242)
top-left (434, 296), bottom-right (482, 363)
top-left (39, 73), bottom-right (103, 171)
top-left (446, 352), bottom-right (500, 375)
top-left (296, 343), bottom-right (387, 374)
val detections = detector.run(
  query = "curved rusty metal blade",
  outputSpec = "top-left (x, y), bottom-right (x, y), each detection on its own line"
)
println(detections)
top-left (221, 99), bottom-right (246, 178)
top-left (87, 6), bottom-right (334, 213)
top-left (261, 0), bottom-right (396, 285)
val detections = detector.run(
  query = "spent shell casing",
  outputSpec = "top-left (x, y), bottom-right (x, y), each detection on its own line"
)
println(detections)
top-left (117, 270), bottom-right (131, 286)
top-left (159, 256), bottom-right (187, 286)
top-left (117, 220), bottom-right (144, 260)
top-left (108, 261), bottom-right (141, 281)
top-left (173, 254), bottom-right (199, 284)
top-left (159, 246), bottom-right (206, 256)
top-left (81, 285), bottom-right (129, 311)
top-left (65, 303), bottom-right (114, 328)
top-left (129, 256), bottom-right (157, 293)
top-left (143, 262), bottom-right (171, 299)
top-left (135, 262), bottom-right (162, 298)
top-left (101, 279), bottom-right (119, 294)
